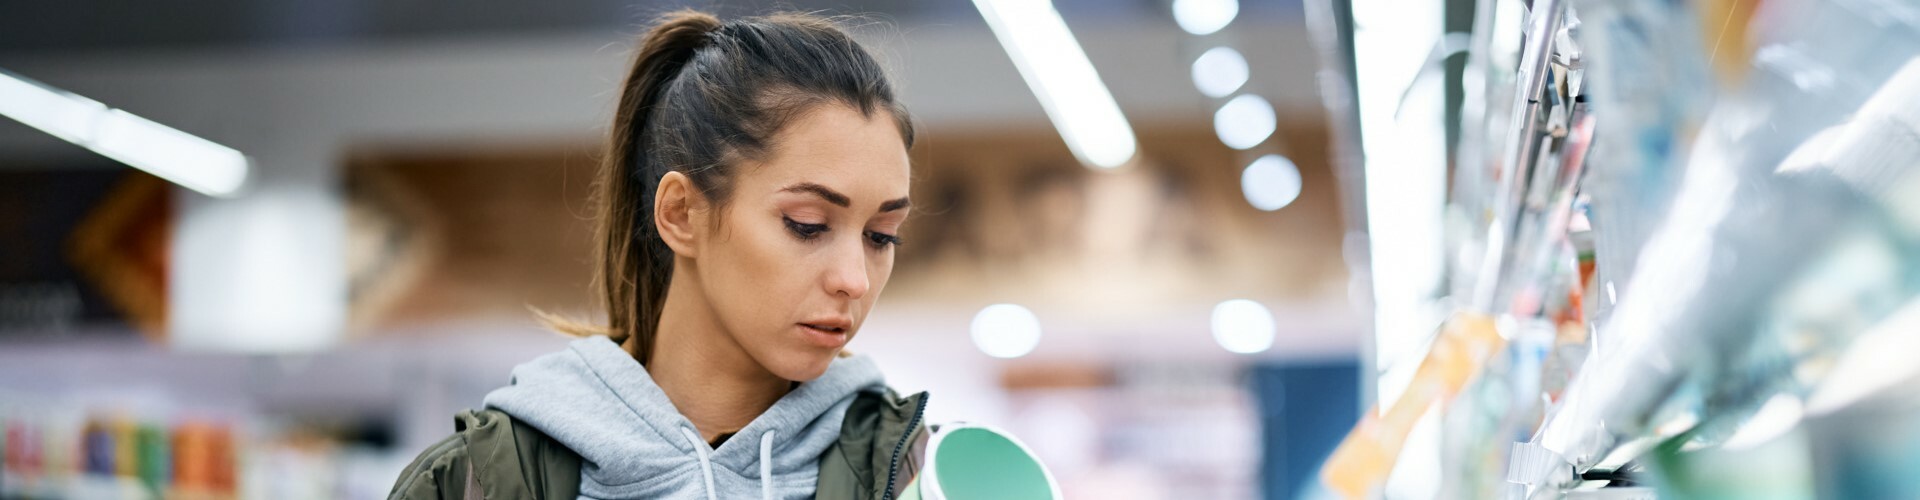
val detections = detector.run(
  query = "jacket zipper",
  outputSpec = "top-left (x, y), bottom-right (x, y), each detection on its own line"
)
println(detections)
top-left (881, 393), bottom-right (929, 500)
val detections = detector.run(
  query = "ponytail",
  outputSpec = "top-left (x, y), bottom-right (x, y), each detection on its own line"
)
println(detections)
top-left (570, 10), bottom-right (717, 362)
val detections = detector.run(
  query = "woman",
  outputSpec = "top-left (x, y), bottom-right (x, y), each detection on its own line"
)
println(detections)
top-left (387, 9), bottom-right (927, 500)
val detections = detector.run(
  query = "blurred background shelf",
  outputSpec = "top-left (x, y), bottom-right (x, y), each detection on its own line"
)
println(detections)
top-left (0, 4), bottom-right (1362, 498)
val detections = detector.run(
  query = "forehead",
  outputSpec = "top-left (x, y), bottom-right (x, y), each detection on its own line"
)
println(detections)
top-left (740, 104), bottom-right (911, 198)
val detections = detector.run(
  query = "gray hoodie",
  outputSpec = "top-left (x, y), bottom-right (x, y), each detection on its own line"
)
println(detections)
top-left (484, 336), bottom-right (886, 500)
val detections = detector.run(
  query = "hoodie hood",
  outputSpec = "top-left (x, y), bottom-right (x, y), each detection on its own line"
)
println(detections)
top-left (483, 336), bottom-right (886, 500)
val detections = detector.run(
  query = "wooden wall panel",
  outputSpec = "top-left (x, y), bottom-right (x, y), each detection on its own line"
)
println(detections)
top-left (345, 118), bottom-right (1346, 332)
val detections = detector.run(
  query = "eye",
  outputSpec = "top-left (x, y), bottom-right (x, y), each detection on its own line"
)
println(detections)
top-left (865, 231), bottom-right (903, 250)
top-left (784, 217), bottom-right (828, 241)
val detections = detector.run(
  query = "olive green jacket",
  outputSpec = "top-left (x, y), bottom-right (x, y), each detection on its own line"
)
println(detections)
top-left (387, 390), bottom-right (929, 500)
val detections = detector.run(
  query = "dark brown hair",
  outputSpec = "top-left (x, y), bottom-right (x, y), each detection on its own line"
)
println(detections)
top-left (546, 9), bottom-right (914, 363)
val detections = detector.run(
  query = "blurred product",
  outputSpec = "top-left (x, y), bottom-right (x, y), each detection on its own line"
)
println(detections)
top-left (0, 398), bottom-right (398, 500)
top-left (900, 423), bottom-right (1062, 500)
top-left (1313, 0), bottom-right (1920, 497)
top-left (1321, 313), bottom-right (1501, 498)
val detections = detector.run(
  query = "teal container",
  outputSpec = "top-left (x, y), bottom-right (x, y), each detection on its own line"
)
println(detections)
top-left (898, 424), bottom-right (1060, 500)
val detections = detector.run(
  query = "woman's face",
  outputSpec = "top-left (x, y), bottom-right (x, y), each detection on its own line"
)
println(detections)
top-left (693, 104), bottom-right (910, 382)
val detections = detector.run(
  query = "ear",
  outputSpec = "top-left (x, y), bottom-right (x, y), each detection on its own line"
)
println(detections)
top-left (654, 171), bottom-right (705, 258)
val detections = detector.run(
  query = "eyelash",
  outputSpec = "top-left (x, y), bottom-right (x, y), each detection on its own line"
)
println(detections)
top-left (783, 217), bottom-right (903, 250)
top-left (783, 217), bottom-right (828, 240)
top-left (867, 231), bottom-right (904, 249)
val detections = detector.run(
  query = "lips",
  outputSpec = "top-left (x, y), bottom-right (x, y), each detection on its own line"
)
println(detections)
top-left (798, 316), bottom-right (852, 333)
top-left (799, 323), bottom-right (847, 333)
top-left (797, 317), bottom-right (854, 348)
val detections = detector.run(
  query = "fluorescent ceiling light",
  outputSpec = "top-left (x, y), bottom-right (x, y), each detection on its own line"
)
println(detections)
top-left (1214, 93), bottom-right (1277, 150)
top-left (1192, 46), bottom-right (1250, 98)
top-left (974, 0), bottom-right (1138, 169)
top-left (971, 303), bottom-right (1043, 359)
top-left (1172, 0), bottom-right (1239, 36)
top-left (0, 68), bottom-right (249, 197)
top-left (1242, 154), bottom-right (1302, 211)
top-left (1211, 299), bottom-right (1276, 354)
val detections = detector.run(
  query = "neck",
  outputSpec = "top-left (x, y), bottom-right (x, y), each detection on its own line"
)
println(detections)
top-left (636, 262), bottom-right (792, 445)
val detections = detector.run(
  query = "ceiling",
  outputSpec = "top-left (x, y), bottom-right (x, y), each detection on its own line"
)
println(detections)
top-left (1, 0), bottom-right (1302, 56)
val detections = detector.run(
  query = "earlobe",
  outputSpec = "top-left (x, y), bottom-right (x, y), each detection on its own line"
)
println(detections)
top-left (654, 171), bottom-right (700, 258)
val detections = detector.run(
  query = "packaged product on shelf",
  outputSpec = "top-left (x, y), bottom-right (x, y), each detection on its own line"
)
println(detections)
top-left (1, 394), bottom-right (414, 500)
top-left (1567, 0), bottom-right (1714, 334)
top-left (1321, 312), bottom-right (1504, 498)
top-left (1516, 1), bottom-right (1920, 495)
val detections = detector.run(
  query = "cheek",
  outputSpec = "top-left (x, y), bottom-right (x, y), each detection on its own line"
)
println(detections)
top-left (869, 252), bottom-right (895, 291)
top-left (856, 253), bottom-right (896, 317)
top-left (711, 218), bottom-right (807, 323)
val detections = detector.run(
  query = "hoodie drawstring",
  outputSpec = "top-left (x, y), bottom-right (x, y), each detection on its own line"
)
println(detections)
top-left (673, 427), bottom-right (779, 500)
top-left (759, 430), bottom-right (778, 500)
top-left (677, 427), bottom-right (719, 500)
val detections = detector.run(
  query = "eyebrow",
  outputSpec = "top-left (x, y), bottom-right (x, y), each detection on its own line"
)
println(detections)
top-left (781, 182), bottom-right (911, 212)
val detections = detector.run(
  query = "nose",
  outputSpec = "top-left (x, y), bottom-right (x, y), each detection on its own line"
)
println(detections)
top-left (824, 238), bottom-right (871, 300)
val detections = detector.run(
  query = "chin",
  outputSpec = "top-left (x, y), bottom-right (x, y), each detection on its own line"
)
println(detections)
top-left (765, 350), bottom-right (837, 382)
